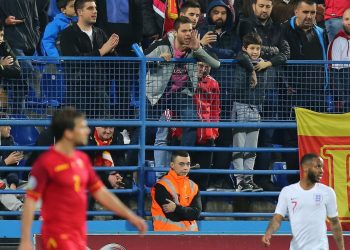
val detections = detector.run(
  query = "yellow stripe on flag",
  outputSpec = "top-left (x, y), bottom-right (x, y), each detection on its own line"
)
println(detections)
top-left (295, 108), bottom-right (350, 136)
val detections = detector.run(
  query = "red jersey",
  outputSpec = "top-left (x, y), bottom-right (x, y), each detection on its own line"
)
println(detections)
top-left (26, 147), bottom-right (103, 249)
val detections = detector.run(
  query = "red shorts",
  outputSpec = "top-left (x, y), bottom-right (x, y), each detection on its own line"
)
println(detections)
top-left (41, 232), bottom-right (86, 250)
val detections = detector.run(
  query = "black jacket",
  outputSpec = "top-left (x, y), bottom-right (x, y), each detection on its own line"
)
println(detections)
top-left (0, 135), bottom-right (19, 187)
top-left (238, 16), bottom-right (290, 66)
top-left (0, 41), bottom-right (21, 80)
top-left (60, 23), bottom-right (113, 57)
top-left (0, 0), bottom-right (40, 54)
top-left (86, 129), bottom-right (133, 189)
top-left (96, 0), bottom-right (143, 56)
top-left (154, 183), bottom-right (202, 221)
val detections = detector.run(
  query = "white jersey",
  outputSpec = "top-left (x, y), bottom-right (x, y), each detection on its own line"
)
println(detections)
top-left (275, 182), bottom-right (338, 250)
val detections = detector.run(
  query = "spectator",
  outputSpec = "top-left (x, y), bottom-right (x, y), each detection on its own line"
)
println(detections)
top-left (0, 179), bottom-right (23, 212)
top-left (171, 61), bottom-right (220, 191)
top-left (328, 8), bottom-right (350, 112)
top-left (179, 1), bottom-right (201, 29)
top-left (145, 16), bottom-right (219, 171)
top-left (60, 0), bottom-right (119, 118)
top-left (323, 0), bottom-right (350, 42)
top-left (282, 0), bottom-right (328, 183)
top-left (0, 23), bottom-right (21, 113)
top-left (95, 0), bottom-right (142, 56)
top-left (198, 0), bottom-right (239, 191)
top-left (231, 33), bottom-right (270, 192)
top-left (238, 0), bottom-right (289, 191)
top-left (36, 0), bottom-right (51, 35)
top-left (151, 150), bottom-right (201, 231)
top-left (41, 0), bottom-right (77, 57)
top-left (0, 0), bottom-right (41, 104)
top-left (271, 0), bottom-right (298, 24)
top-left (0, 113), bottom-right (24, 190)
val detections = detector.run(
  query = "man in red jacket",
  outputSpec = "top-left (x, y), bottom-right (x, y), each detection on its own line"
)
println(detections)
top-left (323, 0), bottom-right (350, 41)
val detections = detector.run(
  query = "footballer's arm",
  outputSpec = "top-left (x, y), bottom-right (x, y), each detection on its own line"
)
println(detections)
top-left (19, 197), bottom-right (37, 250)
top-left (329, 216), bottom-right (345, 250)
top-left (262, 214), bottom-right (284, 247)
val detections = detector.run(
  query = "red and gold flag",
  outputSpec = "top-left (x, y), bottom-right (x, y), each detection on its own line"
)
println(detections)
top-left (296, 107), bottom-right (350, 230)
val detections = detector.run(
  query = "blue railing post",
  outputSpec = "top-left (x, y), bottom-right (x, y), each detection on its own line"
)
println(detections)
top-left (133, 44), bottom-right (147, 216)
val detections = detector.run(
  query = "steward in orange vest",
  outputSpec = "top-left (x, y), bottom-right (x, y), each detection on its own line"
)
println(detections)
top-left (151, 151), bottom-right (202, 231)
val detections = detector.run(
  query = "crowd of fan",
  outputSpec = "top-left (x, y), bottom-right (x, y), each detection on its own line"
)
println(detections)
top-left (0, 0), bottom-right (349, 214)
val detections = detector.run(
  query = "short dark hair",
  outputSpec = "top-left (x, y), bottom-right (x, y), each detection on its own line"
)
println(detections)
top-left (242, 32), bottom-right (262, 48)
top-left (50, 107), bottom-right (85, 141)
top-left (74, 0), bottom-right (95, 13)
top-left (180, 1), bottom-right (201, 14)
top-left (296, 0), bottom-right (316, 8)
top-left (57, 0), bottom-right (74, 9)
top-left (171, 151), bottom-right (190, 162)
top-left (174, 16), bottom-right (192, 31)
top-left (252, 0), bottom-right (273, 4)
top-left (300, 153), bottom-right (319, 166)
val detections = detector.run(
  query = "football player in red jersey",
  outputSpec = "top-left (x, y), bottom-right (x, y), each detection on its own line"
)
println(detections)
top-left (19, 108), bottom-right (147, 250)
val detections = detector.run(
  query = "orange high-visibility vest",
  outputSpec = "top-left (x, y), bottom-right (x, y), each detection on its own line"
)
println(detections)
top-left (151, 169), bottom-right (199, 231)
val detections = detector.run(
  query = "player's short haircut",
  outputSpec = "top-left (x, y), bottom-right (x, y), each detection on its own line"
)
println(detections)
top-left (300, 153), bottom-right (319, 167)
top-left (171, 150), bottom-right (190, 162)
top-left (57, 0), bottom-right (74, 10)
top-left (51, 107), bottom-right (85, 141)
top-left (180, 1), bottom-right (201, 14)
top-left (74, 0), bottom-right (95, 13)
top-left (242, 32), bottom-right (262, 48)
top-left (174, 16), bottom-right (192, 31)
top-left (296, 0), bottom-right (316, 8)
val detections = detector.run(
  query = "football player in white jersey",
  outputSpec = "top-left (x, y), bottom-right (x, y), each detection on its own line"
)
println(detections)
top-left (262, 153), bottom-right (344, 250)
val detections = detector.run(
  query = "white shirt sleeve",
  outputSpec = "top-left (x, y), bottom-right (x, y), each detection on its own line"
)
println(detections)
top-left (275, 187), bottom-right (288, 217)
top-left (331, 38), bottom-right (345, 61)
top-left (326, 187), bottom-right (338, 218)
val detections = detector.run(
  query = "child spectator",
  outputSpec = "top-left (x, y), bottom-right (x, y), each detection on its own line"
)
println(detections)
top-left (232, 33), bottom-right (270, 192)
top-left (0, 113), bottom-right (24, 190)
top-left (41, 0), bottom-right (77, 57)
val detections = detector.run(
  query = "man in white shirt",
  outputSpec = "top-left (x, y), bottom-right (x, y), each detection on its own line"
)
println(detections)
top-left (328, 8), bottom-right (350, 113)
top-left (262, 153), bottom-right (344, 250)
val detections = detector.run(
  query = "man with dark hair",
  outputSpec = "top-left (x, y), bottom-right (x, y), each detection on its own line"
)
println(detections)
top-left (151, 150), bottom-right (202, 231)
top-left (60, 0), bottom-right (119, 118)
top-left (262, 153), bottom-right (344, 250)
top-left (145, 16), bottom-right (219, 171)
top-left (179, 1), bottom-right (201, 28)
top-left (19, 108), bottom-right (147, 250)
top-left (282, 0), bottom-right (329, 184)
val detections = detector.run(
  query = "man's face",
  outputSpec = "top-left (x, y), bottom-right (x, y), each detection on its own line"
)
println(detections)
top-left (210, 6), bottom-right (227, 29)
top-left (68, 118), bottom-right (90, 146)
top-left (181, 7), bottom-right (201, 27)
top-left (95, 127), bottom-right (114, 141)
top-left (77, 1), bottom-right (97, 25)
top-left (295, 2), bottom-right (316, 29)
top-left (62, 0), bottom-right (76, 17)
top-left (342, 9), bottom-right (350, 34)
top-left (0, 126), bottom-right (11, 138)
top-left (306, 157), bottom-right (324, 183)
top-left (198, 62), bottom-right (210, 79)
top-left (243, 44), bottom-right (261, 60)
top-left (170, 155), bottom-right (191, 176)
top-left (175, 23), bottom-right (192, 46)
top-left (0, 30), bottom-right (4, 44)
top-left (252, 0), bottom-right (272, 22)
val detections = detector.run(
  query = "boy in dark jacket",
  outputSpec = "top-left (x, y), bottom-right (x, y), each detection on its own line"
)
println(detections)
top-left (232, 33), bottom-right (270, 192)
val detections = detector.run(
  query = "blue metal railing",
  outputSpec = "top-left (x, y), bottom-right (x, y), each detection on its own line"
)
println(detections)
top-left (11, 49), bottom-right (350, 218)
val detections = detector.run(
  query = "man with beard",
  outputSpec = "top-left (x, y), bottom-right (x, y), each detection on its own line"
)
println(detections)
top-left (328, 8), bottom-right (350, 112)
top-left (281, 0), bottom-right (328, 184)
top-left (262, 153), bottom-right (344, 250)
top-left (198, 0), bottom-right (239, 191)
top-left (145, 16), bottom-right (219, 172)
top-left (60, 0), bottom-right (119, 118)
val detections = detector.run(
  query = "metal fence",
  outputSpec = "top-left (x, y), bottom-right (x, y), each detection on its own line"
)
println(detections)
top-left (0, 46), bottom-right (349, 218)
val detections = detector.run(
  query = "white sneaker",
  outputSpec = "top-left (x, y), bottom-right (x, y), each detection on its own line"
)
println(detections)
top-left (120, 129), bottom-right (131, 144)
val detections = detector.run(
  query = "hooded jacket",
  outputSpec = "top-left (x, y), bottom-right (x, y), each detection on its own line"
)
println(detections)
top-left (0, 0), bottom-right (40, 54)
top-left (328, 30), bottom-right (350, 69)
top-left (41, 13), bottom-right (77, 57)
top-left (198, 0), bottom-right (239, 59)
top-left (144, 32), bottom-right (220, 106)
